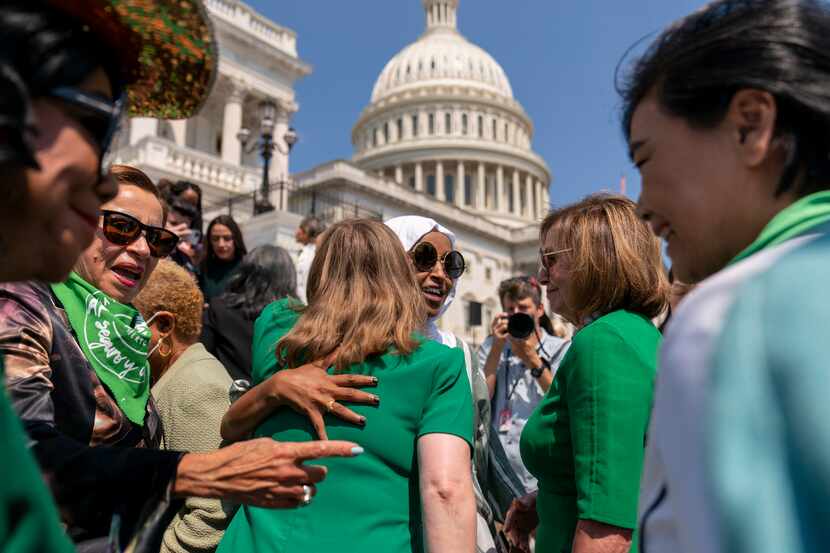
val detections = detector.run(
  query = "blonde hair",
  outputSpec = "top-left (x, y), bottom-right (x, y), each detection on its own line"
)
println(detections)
top-left (276, 219), bottom-right (427, 372)
top-left (541, 193), bottom-right (669, 324)
top-left (134, 259), bottom-right (204, 341)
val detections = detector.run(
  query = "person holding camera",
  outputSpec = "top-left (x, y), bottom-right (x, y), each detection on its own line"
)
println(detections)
top-left (479, 277), bottom-right (569, 493)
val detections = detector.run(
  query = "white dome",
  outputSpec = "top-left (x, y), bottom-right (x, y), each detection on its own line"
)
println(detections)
top-left (371, 32), bottom-right (514, 103)
top-left (370, 0), bottom-right (513, 103)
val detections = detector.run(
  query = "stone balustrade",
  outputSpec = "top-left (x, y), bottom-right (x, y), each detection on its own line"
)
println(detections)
top-left (206, 0), bottom-right (298, 56)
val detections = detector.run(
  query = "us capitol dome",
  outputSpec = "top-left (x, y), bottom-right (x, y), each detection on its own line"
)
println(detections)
top-left (351, 0), bottom-right (551, 228)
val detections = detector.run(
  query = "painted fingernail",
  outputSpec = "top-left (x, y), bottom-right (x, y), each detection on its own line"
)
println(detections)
top-left (373, 396), bottom-right (380, 405)
top-left (371, 377), bottom-right (379, 384)
top-left (351, 446), bottom-right (364, 456)
top-left (359, 416), bottom-right (367, 425)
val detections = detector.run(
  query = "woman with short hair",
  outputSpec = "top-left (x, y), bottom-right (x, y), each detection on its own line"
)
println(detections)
top-left (505, 194), bottom-right (668, 553)
top-left (134, 259), bottom-right (235, 553)
top-left (218, 218), bottom-right (476, 553)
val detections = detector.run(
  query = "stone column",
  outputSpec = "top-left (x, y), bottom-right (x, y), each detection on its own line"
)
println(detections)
top-left (221, 81), bottom-right (246, 165)
top-left (415, 162), bottom-right (424, 192)
top-left (456, 161), bottom-right (466, 208)
top-left (542, 183), bottom-right (550, 214)
top-left (169, 120), bottom-right (187, 146)
top-left (436, 161), bottom-right (445, 201)
top-left (129, 118), bottom-right (157, 145)
top-left (476, 162), bottom-right (486, 210)
top-left (535, 180), bottom-right (544, 219)
top-left (525, 174), bottom-right (534, 219)
top-left (395, 165), bottom-right (403, 185)
top-left (512, 170), bottom-right (521, 216)
top-left (496, 165), bottom-right (505, 213)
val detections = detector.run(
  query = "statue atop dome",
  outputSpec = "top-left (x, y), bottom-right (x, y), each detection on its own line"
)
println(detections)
top-left (422, 0), bottom-right (459, 33)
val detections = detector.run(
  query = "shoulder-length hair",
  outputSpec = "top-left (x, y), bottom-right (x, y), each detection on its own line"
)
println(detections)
top-left (204, 215), bottom-right (247, 265)
top-left (619, 0), bottom-right (830, 198)
top-left (276, 218), bottom-right (427, 372)
top-left (220, 245), bottom-right (297, 320)
top-left (541, 193), bottom-right (668, 324)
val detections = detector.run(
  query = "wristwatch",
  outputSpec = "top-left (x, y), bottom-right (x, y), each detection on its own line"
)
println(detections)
top-left (530, 357), bottom-right (551, 378)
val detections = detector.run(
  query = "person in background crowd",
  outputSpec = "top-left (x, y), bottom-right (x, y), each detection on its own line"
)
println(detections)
top-left (479, 276), bottom-right (569, 496)
top-left (294, 215), bottom-right (325, 303)
top-left (0, 165), bottom-right (361, 552)
top-left (134, 260), bottom-right (234, 553)
top-left (384, 215), bottom-right (499, 553)
top-left (620, 1), bottom-right (830, 551)
top-left (0, 1), bottom-right (215, 550)
top-left (200, 215), bottom-right (247, 304)
top-left (165, 196), bottom-right (202, 275)
top-left (218, 218), bottom-right (475, 553)
top-left (203, 245), bottom-right (298, 382)
top-left (159, 179), bottom-right (204, 234)
top-left (505, 194), bottom-right (668, 553)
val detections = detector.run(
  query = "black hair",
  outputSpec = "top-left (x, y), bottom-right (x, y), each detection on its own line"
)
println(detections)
top-left (204, 214), bottom-right (247, 266)
top-left (220, 245), bottom-right (297, 320)
top-left (619, 0), bottom-right (830, 197)
top-left (159, 179), bottom-right (203, 232)
top-left (0, 2), bottom-right (123, 167)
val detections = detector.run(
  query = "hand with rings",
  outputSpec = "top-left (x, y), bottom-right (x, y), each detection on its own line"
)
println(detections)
top-left (220, 348), bottom-right (381, 443)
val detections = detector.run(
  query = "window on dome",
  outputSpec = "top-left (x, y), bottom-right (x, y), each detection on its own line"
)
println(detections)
top-left (428, 113), bottom-right (435, 135)
top-left (462, 114), bottom-right (468, 135)
top-left (373, 128), bottom-right (379, 147)
top-left (464, 175), bottom-right (474, 206)
top-left (445, 175), bottom-right (455, 204)
top-left (492, 119), bottom-right (497, 140)
top-left (445, 112), bottom-right (452, 134)
top-left (478, 115), bottom-right (484, 138)
top-left (397, 118), bottom-right (403, 141)
top-left (431, 58), bottom-right (436, 71)
top-left (412, 114), bottom-right (419, 137)
top-left (384, 122), bottom-right (389, 144)
top-left (504, 122), bottom-right (509, 142)
top-left (409, 176), bottom-right (416, 189)
top-left (427, 175), bottom-right (436, 196)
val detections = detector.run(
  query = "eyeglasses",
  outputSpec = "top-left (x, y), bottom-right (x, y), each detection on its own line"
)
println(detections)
top-left (48, 87), bottom-right (128, 178)
top-left (539, 247), bottom-right (572, 270)
top-left (410, 242), bottom-right (466, 279)
top-left (101, 210), bottom-right (180, 258)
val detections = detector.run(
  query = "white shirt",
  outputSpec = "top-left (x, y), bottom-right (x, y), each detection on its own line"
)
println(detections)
top-left (296, 243), bottom-right (316, 304)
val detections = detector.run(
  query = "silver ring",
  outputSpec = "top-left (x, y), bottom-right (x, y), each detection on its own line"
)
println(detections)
top-left (300, 484), bottom-right (313, 507)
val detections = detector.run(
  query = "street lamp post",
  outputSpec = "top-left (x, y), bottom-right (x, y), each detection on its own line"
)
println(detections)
top-left (237, 99), bottom-right (298, 215)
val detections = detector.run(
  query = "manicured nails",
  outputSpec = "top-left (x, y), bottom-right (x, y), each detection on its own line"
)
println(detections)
top-left (371, 376), bottom-right (379, 385)
top-left (351, 446), bottom-right (364, 456)
top-left (359, 416), bottom-right (367, 426)
top-left (373, 395), bottom-right (380, 405)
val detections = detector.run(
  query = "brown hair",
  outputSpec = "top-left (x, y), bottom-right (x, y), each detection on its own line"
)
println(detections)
top-left (110, 164), bottom-right (168, 223)
top-left (541, 193), bottom-right (668, 324)
top-left (498, 276), bottom-right (543, 307)
top-left (134, 259), bottom-right (204, 341)
top-left (276, 219), bottom-right (427, 372)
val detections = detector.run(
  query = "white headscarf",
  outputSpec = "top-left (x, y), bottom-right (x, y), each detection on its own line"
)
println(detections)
top-left (385, 215), bottom-right (459, 347)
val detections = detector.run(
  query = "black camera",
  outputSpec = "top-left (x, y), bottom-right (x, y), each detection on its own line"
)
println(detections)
top-left (507, 312), bottom-right (535, 339)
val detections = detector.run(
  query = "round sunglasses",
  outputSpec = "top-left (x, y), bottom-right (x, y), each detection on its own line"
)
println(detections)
top-left (101, 210), bottom-right (180, 258)
top-left (409, 242), bottom-right (466, 279)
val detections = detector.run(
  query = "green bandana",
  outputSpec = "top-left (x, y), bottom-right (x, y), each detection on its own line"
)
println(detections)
top-left (51, 272), bottom-right (152, 426)
top-left (729, 190), bottom-right (830, 265)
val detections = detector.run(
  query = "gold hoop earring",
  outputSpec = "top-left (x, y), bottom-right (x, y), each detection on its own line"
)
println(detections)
top-left (158, 338), bottom-right (172, 358)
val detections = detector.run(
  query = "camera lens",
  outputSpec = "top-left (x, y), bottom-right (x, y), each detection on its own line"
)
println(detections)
top-left (507, 312), bottom-right (535, 339)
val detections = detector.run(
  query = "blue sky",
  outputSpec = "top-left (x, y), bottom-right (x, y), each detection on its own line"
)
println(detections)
top-left (249, 0), bottom-right (705, 207)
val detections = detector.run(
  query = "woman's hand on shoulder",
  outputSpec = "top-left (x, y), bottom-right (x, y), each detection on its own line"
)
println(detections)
top-left (503, 491), bottom-right (539, 553)
top-left (174, 438), bottom-right (363, 508)
top-left (267, 351), bottom-right (380, 440)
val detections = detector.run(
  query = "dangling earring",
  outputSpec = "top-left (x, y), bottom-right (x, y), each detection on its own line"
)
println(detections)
top-left (158, 337), bottom-right (172, 358)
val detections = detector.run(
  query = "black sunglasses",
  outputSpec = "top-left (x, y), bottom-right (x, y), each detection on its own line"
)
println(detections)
top-left (49, 87), bottom-right (127, 178)
top-left (410, 242), bottom-right (466, 279)
top-left (101, 210), bottom-right (180, 258)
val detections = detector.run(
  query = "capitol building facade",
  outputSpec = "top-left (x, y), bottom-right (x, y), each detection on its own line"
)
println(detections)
top-left (114, 0), bottom-right (554, 346)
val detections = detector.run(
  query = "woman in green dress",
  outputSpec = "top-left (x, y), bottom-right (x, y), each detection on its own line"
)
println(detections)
top-left (505, 194), bottom-right (668, 553)
top-left (218, 219), bottom-right (476, 553)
